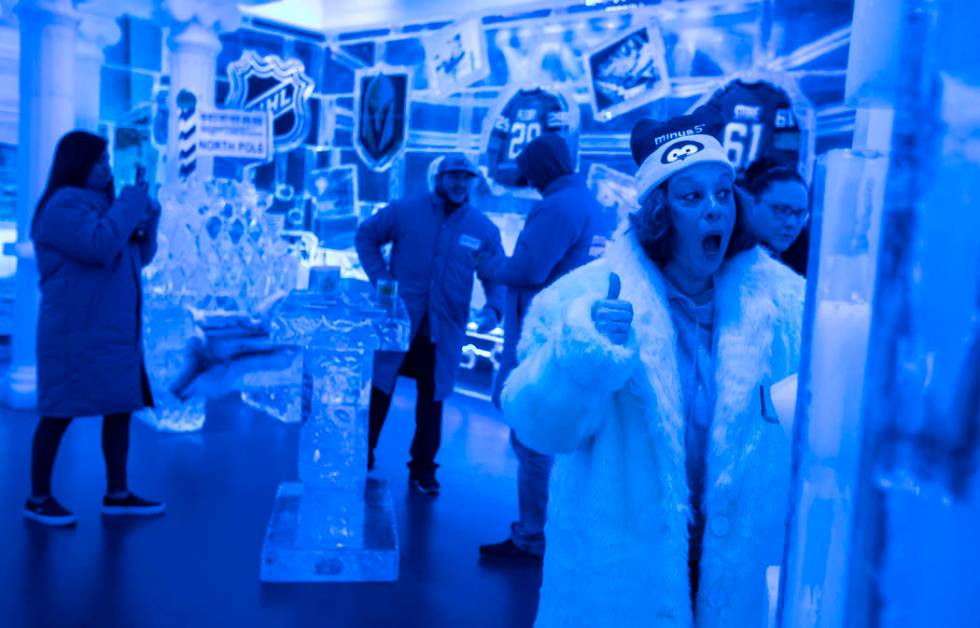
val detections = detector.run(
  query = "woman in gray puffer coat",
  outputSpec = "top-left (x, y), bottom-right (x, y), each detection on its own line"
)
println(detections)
top-left (24, 130), bottom-right (165, 526)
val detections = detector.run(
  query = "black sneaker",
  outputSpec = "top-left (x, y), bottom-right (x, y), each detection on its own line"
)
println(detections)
top-left (409, 470), bottom-right (440, 495)
top-left (23, 496), bottom-right (78, 527)
top-left (479, 539), bottom-right (543, 565)
top-left (102, 492), bottom-right (166, 517)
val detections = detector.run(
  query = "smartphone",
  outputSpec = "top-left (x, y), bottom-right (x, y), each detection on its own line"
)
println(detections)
top-left (135, 164), bottom-right (148, 191)
top-left (133, 164), bottom-right (150, 239)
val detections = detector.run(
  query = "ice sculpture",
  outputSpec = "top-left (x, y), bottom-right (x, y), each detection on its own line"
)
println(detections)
top-left (260, 273), bottom-right (410, 582)
top-left (139, 177), bottom-right (300, 431)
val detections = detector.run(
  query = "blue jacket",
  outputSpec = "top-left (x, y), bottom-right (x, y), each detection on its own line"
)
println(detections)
top-left (33, 186), bottom-right (156, 417)
top-left (481, 172), bottom-right (607, 405)
top-left (355, 192), bottom-right (504, 401)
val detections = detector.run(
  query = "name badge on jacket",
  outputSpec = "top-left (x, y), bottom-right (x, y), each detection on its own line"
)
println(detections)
top-left (459, 234), bottom-right (482, 251)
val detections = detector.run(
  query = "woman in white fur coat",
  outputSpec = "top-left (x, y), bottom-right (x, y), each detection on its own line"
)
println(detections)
top-left (501, 108), bottom-right (805, 627)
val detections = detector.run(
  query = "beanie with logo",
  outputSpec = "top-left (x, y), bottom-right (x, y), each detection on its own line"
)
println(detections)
top-left (630, 106), bottom-right (734, 204)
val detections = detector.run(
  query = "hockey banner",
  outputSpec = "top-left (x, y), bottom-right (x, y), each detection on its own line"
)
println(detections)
top-left (586, 24), bottom-right (671, 122)
top-left (424, 17), bottom-right (490, 96)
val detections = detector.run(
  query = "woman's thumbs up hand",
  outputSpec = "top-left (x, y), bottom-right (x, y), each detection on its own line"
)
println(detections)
top-left (590, 273), bottom-right (633, 346)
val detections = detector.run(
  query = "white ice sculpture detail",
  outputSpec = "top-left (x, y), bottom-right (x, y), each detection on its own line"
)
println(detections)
top-left (139, 177), bottom-right (301, 432)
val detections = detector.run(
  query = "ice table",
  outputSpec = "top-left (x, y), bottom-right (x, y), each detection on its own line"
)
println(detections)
top-left (259, 281), bottom-right (410, 582)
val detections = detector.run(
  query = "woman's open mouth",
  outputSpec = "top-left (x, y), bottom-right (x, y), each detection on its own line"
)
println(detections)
top-left (702, 233), bottom-right (723, 255)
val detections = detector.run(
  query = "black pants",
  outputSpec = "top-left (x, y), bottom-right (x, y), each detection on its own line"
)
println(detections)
top-left (30, 413), bottom-right (132, 497)
top-left (368, 333), bottom-right (443, 473)
top-left (689, 519), bottom-right (704, 615)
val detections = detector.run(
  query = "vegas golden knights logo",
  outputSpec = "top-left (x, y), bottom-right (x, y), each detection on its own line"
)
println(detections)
top-left (354, 68), bottom-right (410, 172)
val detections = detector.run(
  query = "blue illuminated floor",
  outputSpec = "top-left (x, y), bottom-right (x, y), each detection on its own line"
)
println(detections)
top-left (0, 381), bottom-right (541, 628)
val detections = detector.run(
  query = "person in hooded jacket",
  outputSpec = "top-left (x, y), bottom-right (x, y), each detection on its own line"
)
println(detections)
top-left (355, 153), bottom-right (505, 494)
top-left (477, 133), bottom-right (610, 564)
top-left (501, 108), bottom-right (804, 627)
top-left (25, 130), bottom-right (164, 526)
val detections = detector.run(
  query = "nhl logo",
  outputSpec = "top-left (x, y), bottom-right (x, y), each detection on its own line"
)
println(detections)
top-left (354, 67), bottom-right (411, 172)
top-left (226, 51), bottom-right (314, 154)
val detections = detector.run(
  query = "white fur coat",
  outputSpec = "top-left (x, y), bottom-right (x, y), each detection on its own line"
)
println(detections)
top-left (501, 229), bottom-right (804, 628)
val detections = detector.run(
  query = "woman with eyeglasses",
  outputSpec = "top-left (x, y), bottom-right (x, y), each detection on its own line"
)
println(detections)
top-left (741, 158), bottom-right (810, 276)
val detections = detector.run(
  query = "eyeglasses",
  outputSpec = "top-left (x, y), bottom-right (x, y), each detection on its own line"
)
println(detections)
top-left (762, 201), bottom-right (809, 223)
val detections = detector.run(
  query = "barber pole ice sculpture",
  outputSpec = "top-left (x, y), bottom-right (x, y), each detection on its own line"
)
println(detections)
top-left (176, 89), bottom-right (198, 182)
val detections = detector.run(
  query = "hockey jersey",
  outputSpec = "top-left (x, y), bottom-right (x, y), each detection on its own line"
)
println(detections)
top-left (484, 87), bottom-right (578, 190)
top-left (706, 79), bottom-right (802, 176)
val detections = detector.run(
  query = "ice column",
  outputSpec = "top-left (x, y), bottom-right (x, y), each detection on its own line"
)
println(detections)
top-left (778, 149), bottom-right (888, 628)
top-left (5, 0), bottom-right (79, 409)
top-left (75, 3), bottom-right (120, 132)
top-left (159, 0), bottom-right (244, 183)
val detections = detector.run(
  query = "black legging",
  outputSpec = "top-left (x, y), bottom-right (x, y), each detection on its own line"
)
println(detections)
top-left (30, 413), bottom-right (131, 497)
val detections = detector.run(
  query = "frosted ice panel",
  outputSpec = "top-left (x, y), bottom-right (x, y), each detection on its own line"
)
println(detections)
top-left (260, 480), bottom-right (398, 582)
top-left (239, 347), bottom-right (303, 422)
top-left (140, 297), bottom-right (206, 432)
top-left (844, 7), bottom-right (980, 620)
top-left (241, 386), bottom-right (302, 423)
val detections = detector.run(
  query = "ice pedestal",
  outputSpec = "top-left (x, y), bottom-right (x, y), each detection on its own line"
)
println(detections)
top-left (261, 481), bottom-right (397, 582)
top-left (260, 280), bottom-right (410, 582)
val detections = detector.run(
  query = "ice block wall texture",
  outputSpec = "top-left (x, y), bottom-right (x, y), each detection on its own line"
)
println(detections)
top-left (843, 1), bottom-right (980, 626)
top-left (780, 1), bottom-right (980, 626)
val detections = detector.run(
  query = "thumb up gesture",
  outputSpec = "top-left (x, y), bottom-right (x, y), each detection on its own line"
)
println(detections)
top-left (591, 273), bottom-right (633, 346)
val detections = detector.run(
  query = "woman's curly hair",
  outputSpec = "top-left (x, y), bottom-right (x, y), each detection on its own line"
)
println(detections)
top-left (628, 181), bottom-right (757, 267)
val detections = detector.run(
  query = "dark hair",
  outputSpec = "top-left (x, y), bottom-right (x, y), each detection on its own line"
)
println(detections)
top-left (628, 178), bottom-right (756, 267)
top-left (742, 157), bottom-right (806, 198)
top-left (31, 130), bottom-right (110, 238)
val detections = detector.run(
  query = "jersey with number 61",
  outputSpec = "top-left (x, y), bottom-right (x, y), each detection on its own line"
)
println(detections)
top-left (706, 79), bottom-right (801, 176)
top-left (484, 87), bottom-right (578, 191)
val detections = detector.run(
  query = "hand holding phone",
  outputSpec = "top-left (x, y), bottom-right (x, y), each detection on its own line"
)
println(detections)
top-left (135, 164), bottom-right (148, 192)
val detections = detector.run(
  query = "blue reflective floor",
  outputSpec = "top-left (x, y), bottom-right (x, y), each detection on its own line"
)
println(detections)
top-left (0, 381), bottom-right (540, 628)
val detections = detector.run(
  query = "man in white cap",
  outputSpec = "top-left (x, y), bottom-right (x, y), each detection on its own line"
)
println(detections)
top-left (356, 153), bottom-right (504, 494)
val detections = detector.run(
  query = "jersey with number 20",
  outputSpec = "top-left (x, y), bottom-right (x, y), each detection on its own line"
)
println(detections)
top-left (485, 87), bottom-right (578, 190)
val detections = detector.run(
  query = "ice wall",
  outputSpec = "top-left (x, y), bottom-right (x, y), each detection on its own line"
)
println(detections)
top-left (780, 1), bottom-right (980, 626)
